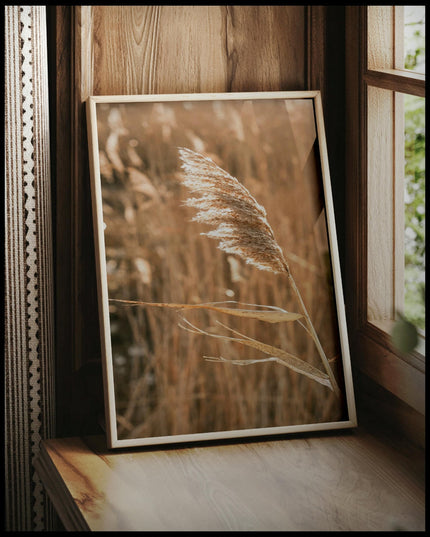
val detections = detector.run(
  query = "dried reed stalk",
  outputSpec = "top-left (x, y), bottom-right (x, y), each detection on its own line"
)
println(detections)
top-left (178, 147), bottom-right (340, 396)
top-left (109, 299), bottom-right (303, 323)
top-left (179, 317), bottom-right (332, 389)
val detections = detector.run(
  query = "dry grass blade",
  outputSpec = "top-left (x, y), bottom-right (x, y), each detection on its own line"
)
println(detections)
top-left (179, 318), bottom-right (332, 389)
top-left (109, 298), bottom-right (303, 323)
top-left (204, 356), bottom-right (281, 366)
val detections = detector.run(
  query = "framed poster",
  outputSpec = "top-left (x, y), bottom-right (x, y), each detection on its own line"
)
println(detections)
top-left (86, 91), bottom-right (357, 448)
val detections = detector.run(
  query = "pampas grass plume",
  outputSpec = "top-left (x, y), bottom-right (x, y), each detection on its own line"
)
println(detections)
top-left (178, 147), bottom-right (289, 275)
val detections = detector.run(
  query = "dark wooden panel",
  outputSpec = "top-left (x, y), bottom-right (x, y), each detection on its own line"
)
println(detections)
top-left (47, 5), bottom-right (77, 436)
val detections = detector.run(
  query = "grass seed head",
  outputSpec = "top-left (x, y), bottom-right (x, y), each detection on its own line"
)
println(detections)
top-left (178, 147), bottom-right (289, 274)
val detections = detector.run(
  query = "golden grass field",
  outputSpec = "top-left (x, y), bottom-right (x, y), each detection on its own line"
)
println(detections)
top-left (95, 97), bottom-right (348, 440)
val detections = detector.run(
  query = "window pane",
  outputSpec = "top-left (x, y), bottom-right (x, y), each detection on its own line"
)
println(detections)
top-left (404, 6), bottom-right (425, 74)
top-left (367, 87), bottom-right (425, 343)
top-left (404, 93), bottom-right (425, 331)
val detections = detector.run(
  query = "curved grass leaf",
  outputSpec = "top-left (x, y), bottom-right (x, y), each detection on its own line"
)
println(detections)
top-left (179, 318), bottom-right (333, 390)
top-left (109, 298), bottom-right (303, 323)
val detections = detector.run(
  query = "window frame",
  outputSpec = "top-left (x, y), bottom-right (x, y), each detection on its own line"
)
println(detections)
top-left (345, 6), bottom-right (425, 416)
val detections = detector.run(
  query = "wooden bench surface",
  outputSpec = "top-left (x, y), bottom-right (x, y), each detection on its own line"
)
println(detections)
top-left (35, 428), bottom-right (425, 532)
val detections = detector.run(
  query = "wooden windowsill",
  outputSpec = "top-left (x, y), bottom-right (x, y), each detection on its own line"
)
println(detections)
top-left (35, 426), bottom-right (425, 531)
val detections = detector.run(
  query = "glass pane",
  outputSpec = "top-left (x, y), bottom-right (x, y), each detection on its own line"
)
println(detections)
top-left (404, 6), bottom-right (425, 74)
top-left (404, 94), bottom-right (425, 331)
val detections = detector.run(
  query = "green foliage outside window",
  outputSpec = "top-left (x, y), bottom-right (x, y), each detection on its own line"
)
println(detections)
top-left (403, 9), bottom-right (425, 332)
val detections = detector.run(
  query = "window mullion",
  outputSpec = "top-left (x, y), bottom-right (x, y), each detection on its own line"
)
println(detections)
top-left (367, 85), bottom-right (395, 324)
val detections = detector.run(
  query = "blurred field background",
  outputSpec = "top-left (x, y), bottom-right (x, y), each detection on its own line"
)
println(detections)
top-left (95, 97), bottom-right (348, 440)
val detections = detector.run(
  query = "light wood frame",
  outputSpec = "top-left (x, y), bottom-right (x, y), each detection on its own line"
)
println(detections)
top-left (87, 91), bottom-right (357, 448)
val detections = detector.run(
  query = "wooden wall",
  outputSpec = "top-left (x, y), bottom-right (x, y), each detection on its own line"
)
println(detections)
top-left (47, 5), bottom-right (345, 437)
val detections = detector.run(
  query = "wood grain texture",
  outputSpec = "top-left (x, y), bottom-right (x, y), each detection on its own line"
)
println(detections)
top-left (36, 432), bottom-right (425, 532)
top-left (367, 6), bottom-right (394, 70)
top-left (307, 5), bottom-right (326, 99)
top-left (85, 6), bottom-right (306, 96)
top-left (367, 86), bottom-right (395, 321)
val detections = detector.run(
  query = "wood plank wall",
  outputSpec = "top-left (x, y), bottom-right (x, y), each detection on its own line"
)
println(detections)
top-left (47, 5), bottom-right (345, 437)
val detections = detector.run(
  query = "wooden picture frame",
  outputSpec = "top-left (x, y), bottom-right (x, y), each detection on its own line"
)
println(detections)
top-left (86, 91), bottom-right (357, 449)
